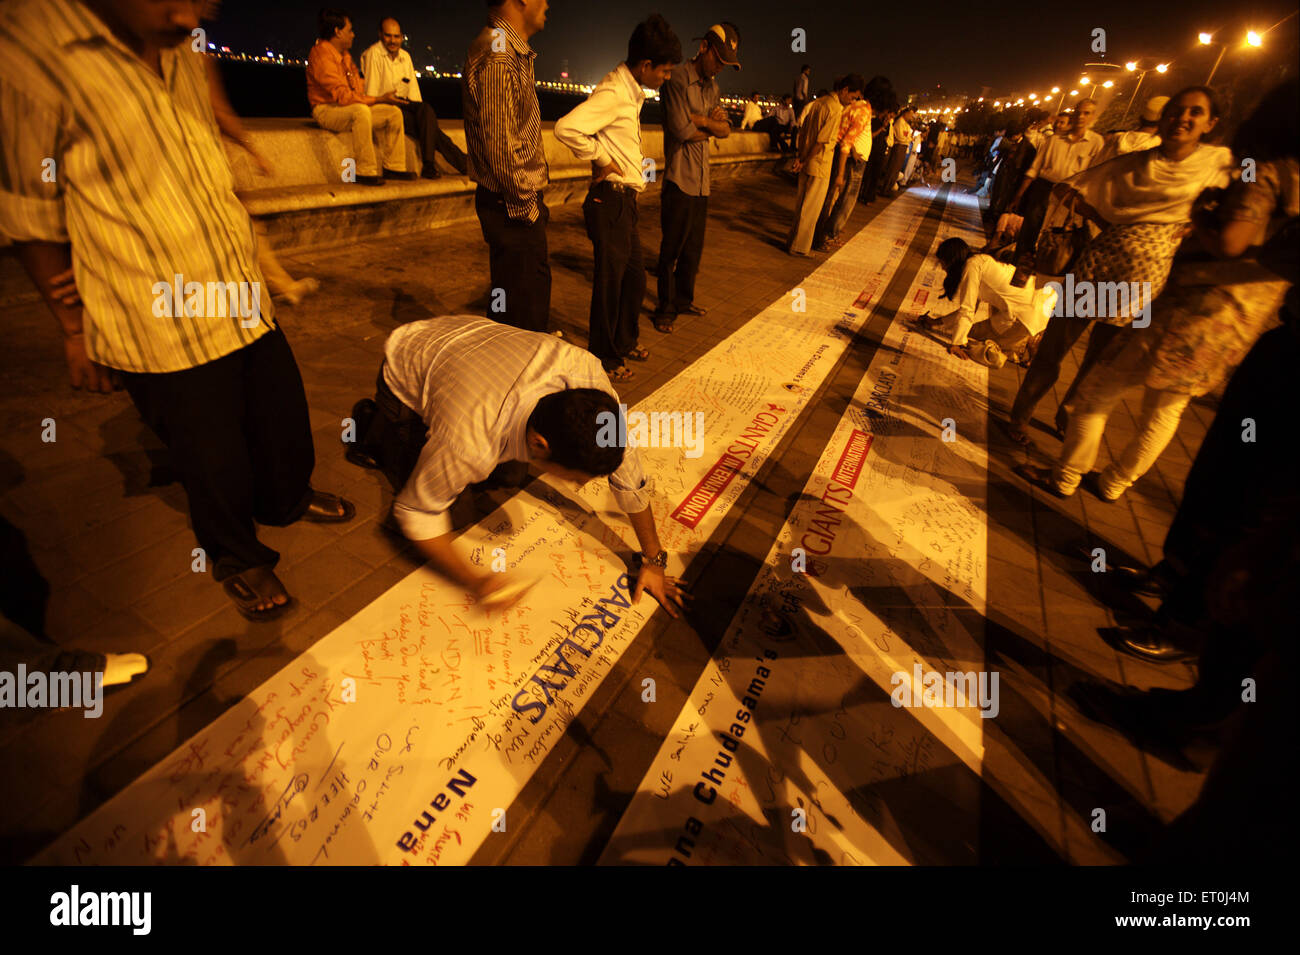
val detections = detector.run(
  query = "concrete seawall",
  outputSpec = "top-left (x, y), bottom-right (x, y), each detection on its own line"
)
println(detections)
top-left (230, 118), bottom-right (782, 252)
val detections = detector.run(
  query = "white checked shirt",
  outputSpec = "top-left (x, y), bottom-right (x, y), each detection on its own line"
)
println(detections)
top-left (383, 317), bottom-right (651, 540)
top-left (553, 63), bottom-right (647, 191)
top-left (1025, 129), bottom-right (1105, 183)
top-left (359, 41), bottom-right (422, 102)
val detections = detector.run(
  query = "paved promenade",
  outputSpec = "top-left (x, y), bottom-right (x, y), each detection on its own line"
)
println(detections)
top-left (0, 166), bottom-right (1213, 864)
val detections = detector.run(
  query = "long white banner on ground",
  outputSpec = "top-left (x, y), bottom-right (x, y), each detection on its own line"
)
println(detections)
top-left (599, 189), bottom-right (1004, 865)
top-left (36, 188), bottom-right (944, 865)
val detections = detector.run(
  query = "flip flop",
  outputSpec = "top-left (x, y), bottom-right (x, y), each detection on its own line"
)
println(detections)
top-left (302, 489), bottom-right (356, 523)
top-left (605, 365), bottom-right (635, 382)
top-left (626, 345), bottom-right (650, 362)
top-left (223, 566), bottom-right (294, 622)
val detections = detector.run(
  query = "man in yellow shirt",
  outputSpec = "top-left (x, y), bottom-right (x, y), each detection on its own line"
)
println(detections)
top-left (787, 74), bottom-right (863, 256)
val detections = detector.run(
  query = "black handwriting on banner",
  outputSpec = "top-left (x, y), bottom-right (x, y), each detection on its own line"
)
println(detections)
top-left (510, 574), bottom-right (635, 725)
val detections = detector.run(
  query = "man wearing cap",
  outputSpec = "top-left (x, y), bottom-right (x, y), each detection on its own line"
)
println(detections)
top-left (651, 22), bottom-right (739, 334)
top-left (1091, 95), bottom-right (1167, 166)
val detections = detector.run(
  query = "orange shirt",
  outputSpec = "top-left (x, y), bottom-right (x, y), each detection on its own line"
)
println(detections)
top-left (306, 39), bottom-right (370, 107)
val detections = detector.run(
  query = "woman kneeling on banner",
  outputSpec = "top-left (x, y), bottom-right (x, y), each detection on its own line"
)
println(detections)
top-left (910, 237), bottom-right (1057, 368)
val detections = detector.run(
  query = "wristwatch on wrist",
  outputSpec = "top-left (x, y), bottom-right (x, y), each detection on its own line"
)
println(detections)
top-left (640, 549), bottom-right (668, 569)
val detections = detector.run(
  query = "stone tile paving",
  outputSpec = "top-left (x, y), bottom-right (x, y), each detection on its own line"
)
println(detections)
top-left (0, 168), bottom-right (1208, 863)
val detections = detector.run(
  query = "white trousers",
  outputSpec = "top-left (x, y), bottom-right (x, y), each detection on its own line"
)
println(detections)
top-left (1053, 340), bottom-right (1191, 498)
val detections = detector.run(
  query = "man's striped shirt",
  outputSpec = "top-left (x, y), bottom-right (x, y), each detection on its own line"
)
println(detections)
top-left (0, 0), bottom-right (273, 374)
top-left (383, 317), bottom-right (650, 541)
top-left (461, 16), bottom-right (548, 222)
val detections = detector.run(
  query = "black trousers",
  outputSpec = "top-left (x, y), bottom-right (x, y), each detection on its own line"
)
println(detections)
top-left (1013, 177), bottom-right (1054, 263)
top-left (398, 101), bottom-right (467, 176)
top-left (355, 365), bottom-right (428, 494)
top-left (475, 186), bottom-right (551, 333)
top-left (119, 326), bottom-right (315, 582)
top-left (583, 182), bottom-right (645, 369)
top-left (753, 116), bottom-right (794, 151)
top-left (1009, 315), bottom-right (1120, 429)
top-left (656, 179), bottom-right (707, 316)
top-left (861, 138), bottom-right (887, 199)
top-left (879, 143), bottom-right (909, 196)
top-left (353, 365), bottom-right (523, 494)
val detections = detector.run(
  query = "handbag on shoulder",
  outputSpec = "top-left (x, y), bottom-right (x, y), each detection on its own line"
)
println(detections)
top-left (1034, 189), bottom-right (1090, 276)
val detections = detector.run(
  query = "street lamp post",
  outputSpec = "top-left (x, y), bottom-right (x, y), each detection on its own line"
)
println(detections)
top-left (1120, 70), bottom-right (1146, 122)
top-left (1205, 45), bottom-right (1227, 84)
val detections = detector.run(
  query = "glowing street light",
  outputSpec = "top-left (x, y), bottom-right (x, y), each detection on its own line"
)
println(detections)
top-left (1069, 89), bottom-right (1079, 97)
top-left (1198, 32), bottom-right (1213, 44)
top-left (1079, 76), bottom-right (1090, 85)
top-left (1125, 61), bottom-right (1137, 71)
top-left (1102, 80), bottom-right (1114, 88)
top-left (1051, 86), bottom-right (1060, 93)
top-left (1155, 63), bottom-right (1168, 72)
top-left (1246, 30), bottom-right (1262, 47)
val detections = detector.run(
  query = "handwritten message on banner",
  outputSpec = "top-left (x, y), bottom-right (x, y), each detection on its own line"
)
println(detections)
top-left (35, 190), bottom-right (946, 865)
top-left (600, 197), bottom-right (1009, 865)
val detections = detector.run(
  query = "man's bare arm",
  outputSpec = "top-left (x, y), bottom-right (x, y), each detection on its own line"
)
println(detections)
top-left (16, 241), bottom-right (118, 393)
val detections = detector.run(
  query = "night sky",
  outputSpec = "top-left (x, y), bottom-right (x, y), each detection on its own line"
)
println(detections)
top-left (211, 0), bottom-right (1298, 98)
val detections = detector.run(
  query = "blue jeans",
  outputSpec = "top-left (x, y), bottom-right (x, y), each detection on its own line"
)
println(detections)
top-left (820, 154), bottom-right (866, 241)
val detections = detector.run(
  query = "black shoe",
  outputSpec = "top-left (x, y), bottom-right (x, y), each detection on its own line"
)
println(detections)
top-left (383, 169), bottom-right (417, 181)
top-left (1111, 564), bottom-right (1168, 598)
top-left (678, 303), bottom-right (707, 316)
top-left (420, 166), bottom-right (442, 180)
top-left (1098, 625), bottom-right (1199, 663)
top-left (356, 174), bottom-right (384, 186)
top-left (344, 400), bottom-right (381, 470)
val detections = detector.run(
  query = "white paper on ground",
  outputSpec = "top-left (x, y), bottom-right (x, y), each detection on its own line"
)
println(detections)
top-left (34, 190), bottom-right (945, 866)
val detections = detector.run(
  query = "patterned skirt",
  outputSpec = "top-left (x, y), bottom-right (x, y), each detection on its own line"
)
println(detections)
top-left (1139, 279), bottom-right (1288, 395)
top-left (1072, 222), bottom-right (1187, 326)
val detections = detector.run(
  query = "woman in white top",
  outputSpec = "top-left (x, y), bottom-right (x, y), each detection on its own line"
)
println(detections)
top-left (913, 238), bottom-right (1057, 366)
top-left (1006, 86), bottom-right (1233, 444)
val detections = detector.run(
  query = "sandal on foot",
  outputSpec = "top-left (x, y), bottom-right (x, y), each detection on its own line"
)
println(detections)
top-left (302, 489), bottom-right (356, 523)
top-left (223, 567), bottom-right (294, 622)
top-left (996, 418), bottom-right (1034, 447)
top-left (651, 315), bottom-right (675, 334)
top-left (605, 364), bottom-right (635, 382)
top-left (626, 345), bottom-right (650, 362)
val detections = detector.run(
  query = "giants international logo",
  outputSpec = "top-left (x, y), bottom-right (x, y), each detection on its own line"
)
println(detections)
top-left (671, 404), bottom-right (789, 529)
